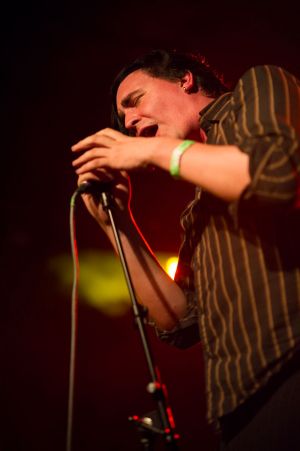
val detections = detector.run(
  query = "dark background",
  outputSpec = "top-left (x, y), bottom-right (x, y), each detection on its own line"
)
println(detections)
top-left (1, 1), bottom-right (300, 450)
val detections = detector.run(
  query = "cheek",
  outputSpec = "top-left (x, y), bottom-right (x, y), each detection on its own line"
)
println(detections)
top-left (141, 98), bottom-right (164, 118)
top-left (144, 89), bottom-right (178, 117)
top-left (141, 88), bottom-right (186, 126)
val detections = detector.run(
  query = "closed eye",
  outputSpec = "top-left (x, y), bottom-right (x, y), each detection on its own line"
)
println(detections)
top-left (131, 94), bottom-right (143, 107)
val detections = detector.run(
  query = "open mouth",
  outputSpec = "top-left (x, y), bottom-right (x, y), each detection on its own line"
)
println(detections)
top-left (139, 124), bottom-right (158, 137)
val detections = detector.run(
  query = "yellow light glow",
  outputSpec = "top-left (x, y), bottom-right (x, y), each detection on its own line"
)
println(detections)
top-left (165, 257), bottom-right (178, 280)
top-left (48, 251), bottom-right (130, 316)
top-left (49, 250), bottom-right (179, 315)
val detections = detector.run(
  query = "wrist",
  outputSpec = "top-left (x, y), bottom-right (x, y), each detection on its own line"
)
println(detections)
top-left (169, 140), bottom-right (195, 179)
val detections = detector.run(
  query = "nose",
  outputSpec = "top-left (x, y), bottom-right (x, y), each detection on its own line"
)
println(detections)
top-left (124, 110), bottom-right (140, 135)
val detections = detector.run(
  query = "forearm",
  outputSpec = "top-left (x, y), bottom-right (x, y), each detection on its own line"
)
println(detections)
top-left (72, 130), bottom-right (250, 202)
top-left (149, 139), bottom-right (250, 202)
top-left (179, 144), bottom-right (250, 201)
top-left (101, 210), bottom-right (187, 330)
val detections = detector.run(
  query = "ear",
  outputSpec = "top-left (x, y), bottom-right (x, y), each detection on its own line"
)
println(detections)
top-left (180, 70), bottom-right (196, 93)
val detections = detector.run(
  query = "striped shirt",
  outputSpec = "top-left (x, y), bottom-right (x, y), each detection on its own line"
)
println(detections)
top-left (158, 65), bottom-right (300, 424)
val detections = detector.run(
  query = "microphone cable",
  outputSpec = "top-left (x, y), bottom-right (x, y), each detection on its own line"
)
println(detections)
top-left (66, 181), bottom-right (108, 451)
top-left (66, 187), bottom-right (82, 451)
top-left (67, 181), bottom-right (112, 451)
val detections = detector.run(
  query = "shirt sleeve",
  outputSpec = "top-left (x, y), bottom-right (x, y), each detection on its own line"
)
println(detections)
top-left (154, 291), bottom-right (200, 349)
top-left (231, 65), bottom-right (300, 211)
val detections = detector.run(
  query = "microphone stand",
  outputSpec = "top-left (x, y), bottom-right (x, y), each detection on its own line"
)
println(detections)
top-left (87, 183), bottom-right (180, 450)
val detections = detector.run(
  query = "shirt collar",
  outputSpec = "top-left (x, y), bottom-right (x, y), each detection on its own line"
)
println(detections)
top-left (199, 92), bottom-right (232, 134)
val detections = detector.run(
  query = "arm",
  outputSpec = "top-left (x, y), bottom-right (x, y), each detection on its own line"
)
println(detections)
top-left (73, 132), bottom-right (251, 200)
top-left (106, 211), bottom-right (189, 331)
top-left (76, 171), bottom-right (188, 331)
top-left (70, 103), bottom-right (251, 333)
top-left (71, 133), bottom-right (250, 332)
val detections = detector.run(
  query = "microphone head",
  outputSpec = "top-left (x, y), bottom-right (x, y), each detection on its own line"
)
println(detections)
top-left (76, 180), bottom-right (112, 194)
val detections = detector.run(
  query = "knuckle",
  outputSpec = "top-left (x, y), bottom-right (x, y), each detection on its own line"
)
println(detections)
top-left (98, 128), bottom-right (110, 135)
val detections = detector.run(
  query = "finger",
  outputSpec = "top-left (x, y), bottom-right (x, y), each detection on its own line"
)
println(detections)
top-left (71, 133), bottom-right (114, 152)
top-left (72, 147), bottom-right (107, 167)
top-left (96, 128), bottom-right (127, 141)
top-left (77, 169), bottom-right (114, 185)
top-left (75, 157), bottom-right (109, 175)
top-left (80, 170), bottom-right (129, 190)
top-left (77, 172), bottom-right (98, 186)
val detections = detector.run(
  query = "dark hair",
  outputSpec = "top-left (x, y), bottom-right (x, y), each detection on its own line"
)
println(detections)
top-left (110, 48), bottom-right (229, 132)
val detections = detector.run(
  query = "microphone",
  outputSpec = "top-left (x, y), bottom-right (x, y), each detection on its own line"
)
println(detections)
top-left (76, 180), bottom-right (112, 195)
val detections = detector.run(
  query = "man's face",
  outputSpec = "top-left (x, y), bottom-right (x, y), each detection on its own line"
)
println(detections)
top-left (116, 69), bottom-right (199, 139)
